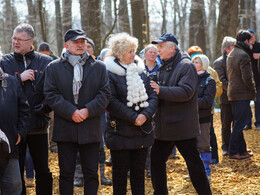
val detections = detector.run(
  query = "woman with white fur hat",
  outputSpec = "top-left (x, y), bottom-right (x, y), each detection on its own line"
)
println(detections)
top-left (104, 33), bottom-right (157, 195)
top-left (192, 54), bottom-right (216, 180)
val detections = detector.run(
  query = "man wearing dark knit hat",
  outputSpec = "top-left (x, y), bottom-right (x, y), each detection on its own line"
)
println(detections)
top-left (44, 29), bottom-right (110, 194)
top-left (150, 32), bottom-right (212, 195)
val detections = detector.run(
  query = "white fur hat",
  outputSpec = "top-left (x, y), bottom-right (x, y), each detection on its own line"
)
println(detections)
top-left (193, 54), bottom-right (209, 71)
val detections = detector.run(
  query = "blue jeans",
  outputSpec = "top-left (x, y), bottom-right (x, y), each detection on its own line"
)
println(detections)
top-left (229, 100), bottom-right (250, 155)
top-left (246, 86), bottom-right (260, 127)
top-left (25, 148), bottom-right (34, 178)
top-left (255, 86), bottom-right (260, 126)
top-left (0, 158), bottom-right (22, 195)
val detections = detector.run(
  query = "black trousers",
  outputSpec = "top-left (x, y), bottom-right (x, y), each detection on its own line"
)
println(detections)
top-left (210, 114), bottom-right (219, 161)
top-left (110, 148), bottom-right (148, 195)
top-left (19, 133), bottom-right (53, 195)
top-left (57, 142), bottom-right (100, 195)
top-left (220, 104), bottom-right (233, 152)
top-left (151, 138), bottom-right (211, 195)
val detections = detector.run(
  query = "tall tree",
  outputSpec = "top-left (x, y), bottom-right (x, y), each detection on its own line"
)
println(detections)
top-left (102, 0), bottom-right (118, 48)
top-left (215, 0), bottom-right (239, 58)
top-left (208, 0), bottom-right (217, 61)
top-left (27, 0), bottom-right (37, 30)
top-left (86, 0), bottom-right (102, 55)
top-left (38, 0), bottom-right (47, 42)
top-left (144, 0), bottom-right (150, 44)
top-left (80, 0), bottom-right (88, 33)
top-left (130, 0), bottom-right (145, 53)
top-left (189, 0), bottom-right (206, 53)
top-left (118, 0), bottom-right (130, 33)
top-left (3, 0), bottom-right (12, 53)
top-left (55, 0), bottom-right (63, 55)
top-left (160, 0), bottom-right (167, 34)
top-left (62, 0), bottom-right (72, 32)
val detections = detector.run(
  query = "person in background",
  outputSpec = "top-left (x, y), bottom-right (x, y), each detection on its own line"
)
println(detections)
top-left (226, 30), bottom-right (255, 160)
top-left (38, 42), bottom-right (58, 61)
top-left (38, 42), bottom-right (58, 154)
top-left (44, 29), bottom-right (110, 194)
top-left (192, 54), bottom-right (216, 179)
top-left (0, 67), bottom-right (30, 195)
top-left (187, 45), bottom-right (221, 164)
top-left (86, 38), bottom-right (96, 58)
top-left (0, 23), bottom-right (53, 195)
top-left (150, 33), bottom-right (211, 195)
top-left (104, 33), bottom-right (157, 195)
top-left (213, 36), bottom-right (236, 156)
top-left (244, 29), bottom-right (260, 130)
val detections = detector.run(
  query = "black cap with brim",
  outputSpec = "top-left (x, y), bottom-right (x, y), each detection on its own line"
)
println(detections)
top-left (151, 32), bottom-right (179, 45)
top-left (64, 29), bottom-right (87, 42)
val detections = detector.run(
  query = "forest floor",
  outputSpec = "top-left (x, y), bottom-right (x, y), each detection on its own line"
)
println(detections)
top-left (26, 112), bottom-right (260, 195)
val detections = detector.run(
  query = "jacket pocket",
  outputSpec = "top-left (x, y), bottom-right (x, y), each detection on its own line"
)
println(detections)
top-left (31, 114), bottom-right (50, 132)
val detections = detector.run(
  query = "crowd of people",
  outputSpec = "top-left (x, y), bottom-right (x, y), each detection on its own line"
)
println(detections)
top-left (0, 23), bottom-right (259, 195)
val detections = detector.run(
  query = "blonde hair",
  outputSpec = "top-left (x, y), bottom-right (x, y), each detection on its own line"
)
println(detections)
top-left (107, 33), bottom-right (138, 59)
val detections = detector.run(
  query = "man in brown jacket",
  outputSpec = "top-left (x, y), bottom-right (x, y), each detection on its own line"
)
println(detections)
top-left (226, 30), bottom-right (255, 160)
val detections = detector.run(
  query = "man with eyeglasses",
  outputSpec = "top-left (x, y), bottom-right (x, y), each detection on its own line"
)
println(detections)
top-left (0, 23), bottom-right (53, 195)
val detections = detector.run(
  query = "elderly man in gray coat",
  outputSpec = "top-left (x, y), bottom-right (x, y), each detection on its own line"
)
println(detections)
top-left (150, 33), bottom-right (211, 195)
top-left (44, 29), bottom-right (110, 195)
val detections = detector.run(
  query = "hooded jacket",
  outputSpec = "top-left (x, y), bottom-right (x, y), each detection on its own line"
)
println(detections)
top-left (104, 56), bottom-right (157, 150)
top-left (0, 51), bottom-right (52, 133)
top-left (44, 53), bottom-right (110, 144)
top-left (154, 50), bottom-right (200, 141)
top-left (227, 42), bottom-right (256, 101)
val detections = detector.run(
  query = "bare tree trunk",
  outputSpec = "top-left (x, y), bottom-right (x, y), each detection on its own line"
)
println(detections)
top-left (55, 0), bottom-right (63, 55)
top-left (118, 0), bottom-right (130, 33)
top-left (189, 0), bottom-right (206, 53)
top-left (208, 0), bottom-right (217, 61)
top-left (146, 0), bottom-right (150, 44)
top-left (160, 0), bottom-right (167, 34)
top-left (173, 0), bottom-right (178, 36)
top-left (62, 0), bottom-right (72, 32)
top-left (102, 0), bottom-right (118, 48)
top-left (131, 0), bottom-right (145, 53)
top-left (27, 0), bottom-right (37, 30)
top-left (216, 0), bottom-right (239, 58)
top-left (3, 0), bottom-right (12, 53)
top-left (80, 0), bottom-right (88, 33)
top-left (86, 0), bottom-right (101, 55)
top-left (251, 0), bottom-right (256, 31)
top-left (105, 0), bottom-right (112, 31)
top-left (38, 0), bottom-right (47, 42)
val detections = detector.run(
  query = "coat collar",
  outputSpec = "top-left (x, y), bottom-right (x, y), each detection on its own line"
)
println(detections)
top-left (104, 55), bottom-right (145, 76)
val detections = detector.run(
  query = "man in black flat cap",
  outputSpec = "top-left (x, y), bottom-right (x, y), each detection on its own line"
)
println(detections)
top-left (150, 33), bottom-right (212, 195)
top-left (44, 29), bottom-right (110, 195)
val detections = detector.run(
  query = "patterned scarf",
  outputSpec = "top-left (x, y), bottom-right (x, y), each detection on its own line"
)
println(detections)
top-left (64, 51), bottom-right (89, 104)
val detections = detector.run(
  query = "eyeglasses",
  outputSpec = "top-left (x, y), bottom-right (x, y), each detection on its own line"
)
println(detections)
top-left (12, 37), bottom-right (31, 42)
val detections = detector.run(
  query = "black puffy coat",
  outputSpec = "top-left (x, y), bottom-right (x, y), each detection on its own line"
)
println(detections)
top-left (0, 75), bottom-right (30, 159)
top-left (104, 56), bottom-right (158, 150)
top-left (197, 71), bottom-right (216, 123)
top-left (0, 51), bottom-right (52, 133)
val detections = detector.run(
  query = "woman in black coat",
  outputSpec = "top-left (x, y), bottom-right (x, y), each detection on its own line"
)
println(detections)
top-left (192, 54), bottom-right (216, 179)
top-left (104, 33), bottom-right (158, 195)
